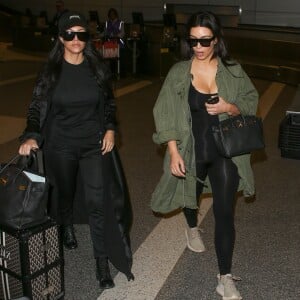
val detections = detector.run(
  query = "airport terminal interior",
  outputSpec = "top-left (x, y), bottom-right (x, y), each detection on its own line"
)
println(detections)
top-left (0, 1), bottom-right (300, 299)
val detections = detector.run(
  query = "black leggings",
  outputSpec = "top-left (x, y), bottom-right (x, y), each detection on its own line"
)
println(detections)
top-left (183, 157), bottom-right (239, 275)
top-left (44, 143), bottom-right (106, 258)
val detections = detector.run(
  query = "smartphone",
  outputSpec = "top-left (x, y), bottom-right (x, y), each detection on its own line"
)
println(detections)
top-left (206, 96), bottom-right (219, 104)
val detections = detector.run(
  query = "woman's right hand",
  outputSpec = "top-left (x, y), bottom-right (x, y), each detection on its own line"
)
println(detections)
top-left (18, 139), bottom-right (39, 156)
top-left (168, 140), bottom-right (186, 177)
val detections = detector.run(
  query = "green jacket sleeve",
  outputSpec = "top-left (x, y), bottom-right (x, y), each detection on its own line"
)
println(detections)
top-left (152, 67), bottom-right (184, 144)
top-left (233, 66), bottom-right (259, 115)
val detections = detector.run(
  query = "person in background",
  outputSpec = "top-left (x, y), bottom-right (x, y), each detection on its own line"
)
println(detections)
top-left (151, 11), bottom-right (258, 300)
top-left (102, 8), bottom-right (126, 76)
top-left (50, 0), bottom-right (69, 35)
top-left (19, 11), bottom-right (133, 290)
top-left (104, 8), bottom-right (125, 45)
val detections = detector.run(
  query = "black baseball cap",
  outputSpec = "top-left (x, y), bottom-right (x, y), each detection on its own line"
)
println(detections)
top-left (58, 11), bottom-right (88, 33)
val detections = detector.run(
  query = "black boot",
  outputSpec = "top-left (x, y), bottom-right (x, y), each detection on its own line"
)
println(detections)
top-left (62, 224), bottom-right (78, 250)
top-left (96, 257), bottom-right (115, 289)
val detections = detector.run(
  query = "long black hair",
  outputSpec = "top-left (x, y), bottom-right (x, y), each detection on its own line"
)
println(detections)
top-left (38, 32), bottom-right (111, 97)
top-left (184, 11), bottom-right (235, 65)
top-left (107, 8), bottom-right (119, 20)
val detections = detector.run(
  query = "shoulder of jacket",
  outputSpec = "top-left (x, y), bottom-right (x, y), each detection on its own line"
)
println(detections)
top-left (171, 60), bottom-right (190, 71)
top-left (218, 59), bottom-right (245, 78)
top-left (167, 60), bottom-right (190, 80)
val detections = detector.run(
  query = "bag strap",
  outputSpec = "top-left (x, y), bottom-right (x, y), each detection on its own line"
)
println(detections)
top-left (35, 150), bottom-right (44, 175)
top-left (0, 154), bottom-right (21, 175)
top-left (0, 150), bottom-right (45, 176)
top-left (23, 150), bottom-right (45, 175)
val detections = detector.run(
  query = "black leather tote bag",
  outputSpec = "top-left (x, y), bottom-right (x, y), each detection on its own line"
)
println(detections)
top-left (0, 150), bottom-right (49, 229)
top-left (212, 115), bottom-right (265, 158)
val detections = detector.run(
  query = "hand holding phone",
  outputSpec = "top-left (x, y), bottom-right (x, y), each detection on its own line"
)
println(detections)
top-left (206, 95), bottom-right (219, 104)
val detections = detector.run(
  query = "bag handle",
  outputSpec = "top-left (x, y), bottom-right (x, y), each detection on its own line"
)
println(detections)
top-left (228, 114), bottom-right (245, 119)
top-left (0, 154), bottom-right (20, 175)
top-left (0, 150), bottom-right (45, 176)
top-left (227, 115), bottom-right (246, 127)
top-left (18, 150), bottom-right (45, 175)
top-left (35, 150), bottom-right (44, 175)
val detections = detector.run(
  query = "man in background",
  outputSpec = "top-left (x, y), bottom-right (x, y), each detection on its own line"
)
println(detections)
top-left (50, 0), bottom-right (69, 35)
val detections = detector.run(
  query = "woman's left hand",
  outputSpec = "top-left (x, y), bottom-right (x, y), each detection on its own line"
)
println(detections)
top-left (205, 96), bottom-right (239, 116)
top-left (101, 130), bottom-right (115, 154)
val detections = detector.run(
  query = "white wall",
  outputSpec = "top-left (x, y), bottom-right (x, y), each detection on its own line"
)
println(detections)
top-left (1, 0), bottom-right (300, 27)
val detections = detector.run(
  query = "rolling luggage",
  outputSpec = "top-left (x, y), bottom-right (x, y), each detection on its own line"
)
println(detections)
top-left (278, 114), bottom-right (300, 159)
top-left (0, 220), bottom-right (64, 300)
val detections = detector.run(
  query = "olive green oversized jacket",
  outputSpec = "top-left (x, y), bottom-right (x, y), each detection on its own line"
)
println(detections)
top-left (151, 57), bottom-right (259, 214)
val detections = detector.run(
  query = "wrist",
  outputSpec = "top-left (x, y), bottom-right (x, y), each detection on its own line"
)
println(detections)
top-left (227, 103), bottom-right (240, 116)
top-left (167, 140), bottom-right (178, 154)
top-left (168, 145), bottom-right (179, 156)
top-left (227, 103), bottom-right (233, 115)
top-left (169, 148), bottom-right (179, 155)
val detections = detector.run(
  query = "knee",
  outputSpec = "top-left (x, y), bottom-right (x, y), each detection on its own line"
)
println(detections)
top-left (214, 208), bottom-right (235, 227)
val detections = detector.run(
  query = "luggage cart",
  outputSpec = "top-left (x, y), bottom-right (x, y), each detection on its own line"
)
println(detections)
top-left (101, 39), bottom-right (120, 78)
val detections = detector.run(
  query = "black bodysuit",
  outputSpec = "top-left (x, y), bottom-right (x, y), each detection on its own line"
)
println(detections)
top-left (188, 83), bottom-right (219, 162)
top-left (184, 83), bottom-right (240, 275)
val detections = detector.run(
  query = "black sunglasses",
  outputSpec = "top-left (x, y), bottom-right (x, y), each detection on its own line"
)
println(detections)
top-left (186, 37), bottom-right (215, 47)
top-left (62, 31), bottom-right (89, 42)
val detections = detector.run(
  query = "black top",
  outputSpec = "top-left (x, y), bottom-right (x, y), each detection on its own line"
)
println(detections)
top-left (48, 59), bottom-right (101, 145)
top-left (188, 83), bottom-right (219, 162)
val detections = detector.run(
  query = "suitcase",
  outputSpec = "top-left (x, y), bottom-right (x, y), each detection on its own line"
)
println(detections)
top-left (278, 114), bottom-right (300, 159)
top-left (0, 220), bottom-right (64, 300)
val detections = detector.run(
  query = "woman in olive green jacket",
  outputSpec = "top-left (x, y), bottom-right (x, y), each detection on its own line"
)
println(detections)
top-left (151, 12), bottom-right (258, 300)
top-left (151, 59), bottom-right (258, 213)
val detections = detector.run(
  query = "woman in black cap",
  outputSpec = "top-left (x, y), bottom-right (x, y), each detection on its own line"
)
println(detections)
top-left (19, 11), bottom-right (133, 290)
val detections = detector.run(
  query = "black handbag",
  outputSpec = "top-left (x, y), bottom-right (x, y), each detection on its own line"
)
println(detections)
top-left (212, 115), bottom-right (265, 158)
top-left (0, 150), bottom-right (49, 229)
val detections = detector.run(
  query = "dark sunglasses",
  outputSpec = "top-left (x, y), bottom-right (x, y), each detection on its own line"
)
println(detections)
top-left (186, 37), bottom-right (215, 47)
top-left (62, 31), bottom-right (89, 42)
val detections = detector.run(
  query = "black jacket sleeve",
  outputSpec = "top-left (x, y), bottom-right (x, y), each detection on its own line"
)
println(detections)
top-left (19, 72), bottom-right (47, 145)
top-left (104, 84), bottom-right (117, 131)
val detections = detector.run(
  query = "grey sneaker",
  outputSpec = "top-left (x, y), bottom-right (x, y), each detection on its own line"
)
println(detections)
top-left (216, 274), bottom-right (242, 300)
top-left (185, 227), bottom-right (205, 253)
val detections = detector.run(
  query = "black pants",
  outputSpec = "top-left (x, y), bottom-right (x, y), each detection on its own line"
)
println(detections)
top-left (44, 142), bottom-right (106, 258)
top-left (183, 157), bottom-right (239, 275)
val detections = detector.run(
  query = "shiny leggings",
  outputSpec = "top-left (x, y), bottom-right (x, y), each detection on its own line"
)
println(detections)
top-left (183, 157), bottom-right (239, 275)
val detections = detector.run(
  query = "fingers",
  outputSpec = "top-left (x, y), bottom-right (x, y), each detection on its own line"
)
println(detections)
top-left (205, 102), bottom-right (220, 115)
top-left (18, 139), bottom-right (39, 156)
top-left (170, 160), bottom-right (186, 177)
top-left (101, 138), bottom-right (114, 155)
top-left (206, 104), bottom-right (218, 115)
top-left (101, 130), bottom-right (115, 155)
top-left (169, 151), bottom-right (186, 177)
top-left (206, 97), bottom-right (227, 115)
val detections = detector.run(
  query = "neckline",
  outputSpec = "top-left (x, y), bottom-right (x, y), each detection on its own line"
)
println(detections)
top-left (190, 83), bottom-right (218, 96)
top-left (63, 57), bottom-right (85, 66)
